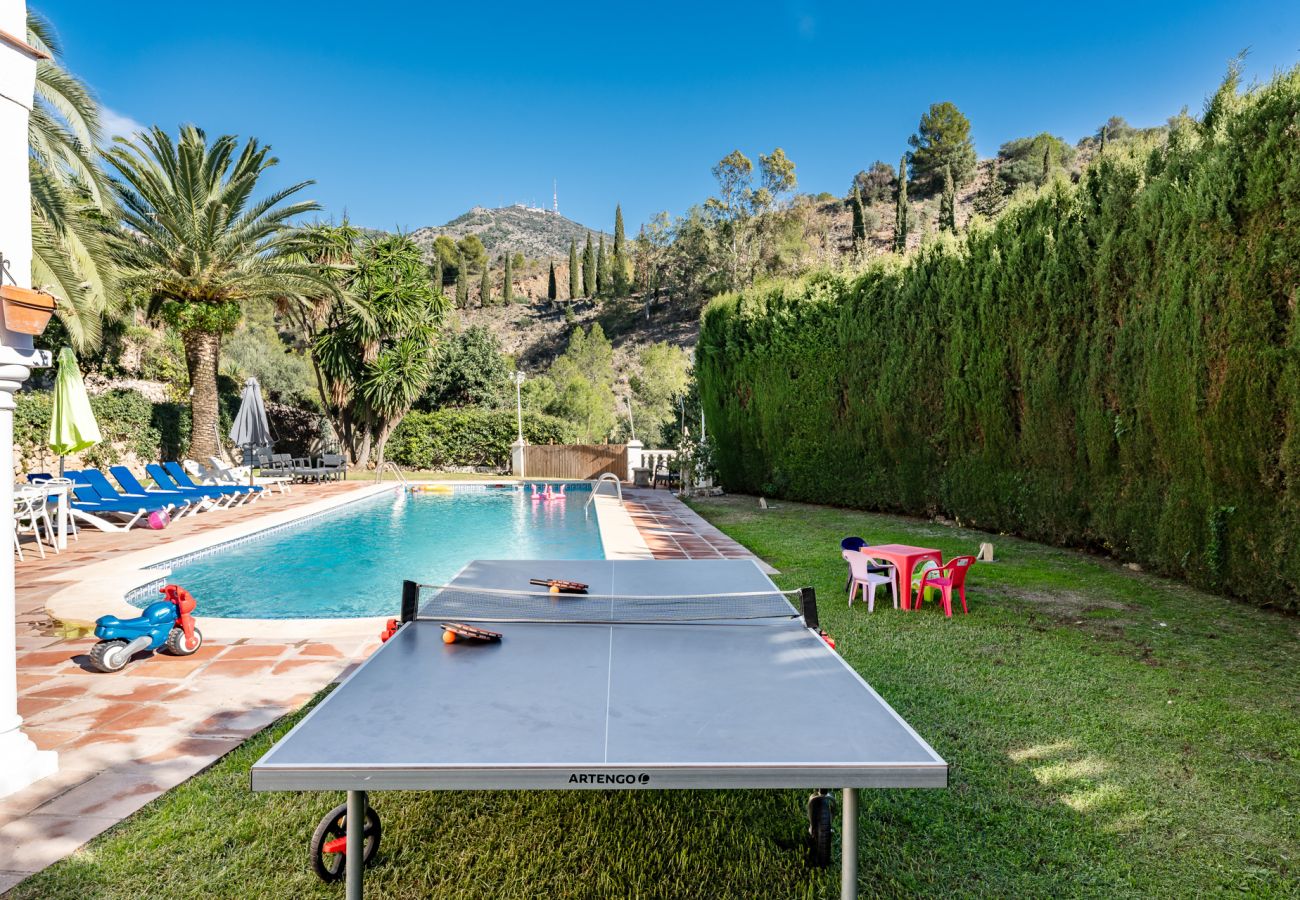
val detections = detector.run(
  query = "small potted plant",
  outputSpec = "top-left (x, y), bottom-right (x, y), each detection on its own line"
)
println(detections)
top-left (0, 254), bottom-right (57, 336)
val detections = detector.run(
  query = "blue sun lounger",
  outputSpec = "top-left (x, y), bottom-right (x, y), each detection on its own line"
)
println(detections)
top-left (107, 466), bottom-right (206, 517)
top-left (77, 468), bottom-right (193, 517)
top-left (163, 461), bottom-right (260, 504)
top-left (63, 471), bottom-right (172, 531)
top-left (143, 465), bottom-right (241, 509)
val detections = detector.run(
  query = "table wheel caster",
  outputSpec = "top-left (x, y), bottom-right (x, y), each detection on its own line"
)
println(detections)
top-left (310, 797), bottom-right (381, 882)
top-left (806, 789), bottom-right (834, 868)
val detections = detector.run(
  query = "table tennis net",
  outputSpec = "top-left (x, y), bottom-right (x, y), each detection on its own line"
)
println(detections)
top-left (413, 583), bottom-right (805, 624)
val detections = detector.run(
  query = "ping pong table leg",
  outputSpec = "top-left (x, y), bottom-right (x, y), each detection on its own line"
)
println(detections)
top-left (346, 790), bottom-right (365, 900)
top-left (840, 787), bottom-right (858, 900)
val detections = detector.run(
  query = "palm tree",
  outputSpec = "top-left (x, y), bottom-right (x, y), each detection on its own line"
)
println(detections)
top-left (104, 125), bottom-right (325, 459)
top-left (26, 11), bottom-right (120, 350)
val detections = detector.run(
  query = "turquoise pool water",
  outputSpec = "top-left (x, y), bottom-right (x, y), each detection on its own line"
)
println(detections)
top-left (133, 486), bottom-right (604, 618)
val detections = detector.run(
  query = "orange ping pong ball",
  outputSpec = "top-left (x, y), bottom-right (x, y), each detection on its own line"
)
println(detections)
top-left (442, 630), bottom-right (456, 644)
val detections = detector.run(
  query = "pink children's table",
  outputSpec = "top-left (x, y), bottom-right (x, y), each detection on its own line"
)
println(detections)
top-left (859, 544), bottom-right (943, 610)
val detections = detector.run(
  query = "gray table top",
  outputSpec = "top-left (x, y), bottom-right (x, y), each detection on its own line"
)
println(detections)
top-left (252, 559), bottom-right (947, 791)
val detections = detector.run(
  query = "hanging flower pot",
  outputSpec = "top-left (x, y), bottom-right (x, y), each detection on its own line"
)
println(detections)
top-left (0, 285), bottom-right (57, 336)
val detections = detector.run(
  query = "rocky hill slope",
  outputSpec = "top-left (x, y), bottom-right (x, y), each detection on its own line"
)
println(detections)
top-left (411, 206), bottom-right (612, 260)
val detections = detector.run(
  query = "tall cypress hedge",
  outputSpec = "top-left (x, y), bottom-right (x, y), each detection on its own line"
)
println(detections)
top-left (698, 68), bottom-right (1300, 611)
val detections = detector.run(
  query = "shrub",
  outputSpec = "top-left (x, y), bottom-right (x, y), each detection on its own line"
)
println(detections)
top-left (699, 66), bottom-right (1300, 612)
top-left (387, 409), bottom-right (575, 470)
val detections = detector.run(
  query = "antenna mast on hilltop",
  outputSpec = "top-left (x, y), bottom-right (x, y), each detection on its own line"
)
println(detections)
top-left (553, 179), bottom-right (558, 214)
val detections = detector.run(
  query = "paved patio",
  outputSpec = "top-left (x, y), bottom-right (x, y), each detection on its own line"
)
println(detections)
top-left (1, 483), bottom-right (765, 892)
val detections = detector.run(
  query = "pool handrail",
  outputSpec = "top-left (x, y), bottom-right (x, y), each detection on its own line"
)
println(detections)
top-left (375, 461), bottom-right (407, 485)
top-left (586, 472), bottom-right (623, 510)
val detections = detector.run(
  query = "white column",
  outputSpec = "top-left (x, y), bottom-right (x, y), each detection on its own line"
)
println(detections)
top-left (0, 0), bottom-right (58, 798)
top-left (625, 439), bottom-right (643, 482)
top-left (510, 439), bottom-right (527, 479)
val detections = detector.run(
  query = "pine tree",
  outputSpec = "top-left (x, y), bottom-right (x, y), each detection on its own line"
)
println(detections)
top-left (582, 233), bottom-right (595, 297)
top-left (568, 239), bottom-right (580, 299)
top-left (893, 155), bottom-right (910, 252)
top-left (503, 252), bottom-right (514, 304)
top-left (613, 204), bottom-right (630, 296)
top-left (596, 235), bottom-right (608, 296)
top-left (939, 164), bottom-right (956, 234)
top-left (850, 186), bottom-right (866, 251)
top-left (479, 264), bottom-right (491, 306)
top-left (547, 260), bottom-right (558, 300)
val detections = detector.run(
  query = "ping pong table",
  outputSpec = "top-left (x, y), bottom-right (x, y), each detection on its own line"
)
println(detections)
top-left (252, 559), bottom-right (947, 899)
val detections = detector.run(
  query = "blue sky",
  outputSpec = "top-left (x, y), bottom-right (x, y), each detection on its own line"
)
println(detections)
top-left (37, 1), bottom-right (1300, 235)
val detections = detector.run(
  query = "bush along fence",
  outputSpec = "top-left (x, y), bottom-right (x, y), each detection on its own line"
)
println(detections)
top-left (698, 66), bottom-right (1300, 612)
top-left (13, 386), bottom-right (325, 474)
top-left (386, 409), bottom-right (576, 471)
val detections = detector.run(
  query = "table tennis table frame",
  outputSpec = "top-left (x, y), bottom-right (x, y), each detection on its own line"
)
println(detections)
top-left (264, 578), bottom-right (944, 900)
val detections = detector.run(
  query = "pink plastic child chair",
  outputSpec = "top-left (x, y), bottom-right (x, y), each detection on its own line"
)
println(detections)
top-left (914, 556), bottom-right (976, 617)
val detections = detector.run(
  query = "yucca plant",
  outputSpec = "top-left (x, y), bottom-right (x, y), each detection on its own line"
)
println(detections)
top-left (26, 11), bottom-right (120, 350)
top-left (104, 125), bottom-right (326, 459)
top-left (295, 226), bottom-right (446, 466)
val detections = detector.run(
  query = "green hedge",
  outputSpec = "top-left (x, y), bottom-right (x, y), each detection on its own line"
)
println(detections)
top-left (387, 409), bottom-right (576, 470)
top-left (16, 389), bottom-right (191, 468)
top-left (15, 380), bottom-right (249, 469)
top-left (698, 67), bottom-right (1300, 611)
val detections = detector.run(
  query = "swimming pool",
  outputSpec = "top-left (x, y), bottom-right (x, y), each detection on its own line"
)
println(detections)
top-left (131, 485), bottom-right (604, 618)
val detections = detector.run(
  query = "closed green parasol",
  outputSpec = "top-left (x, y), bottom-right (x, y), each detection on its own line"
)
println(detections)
top-left (48, 347), bottom-right (102, 473)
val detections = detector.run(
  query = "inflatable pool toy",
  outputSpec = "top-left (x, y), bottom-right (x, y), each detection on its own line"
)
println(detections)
top-left (411, 484), bottom-right (454, 494)
top-left (529, 483), bottom-right (567, 502)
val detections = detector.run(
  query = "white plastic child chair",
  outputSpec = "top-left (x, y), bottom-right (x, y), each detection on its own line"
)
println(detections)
top-left (843, 550), bottom-right (897, 612)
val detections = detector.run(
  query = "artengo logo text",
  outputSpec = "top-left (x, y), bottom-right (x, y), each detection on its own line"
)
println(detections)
top-left (568, 773), bottom-right (650, 785)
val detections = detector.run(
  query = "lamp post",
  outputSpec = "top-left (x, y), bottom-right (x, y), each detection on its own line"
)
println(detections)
top-left (0, 0), bottom-right (58, 799)
top-left (511, 371), bottom-right (526, 479)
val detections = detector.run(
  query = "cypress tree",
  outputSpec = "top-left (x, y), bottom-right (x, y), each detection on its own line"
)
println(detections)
top-left (893, 155), bottom-right (910, 252)
top-left (479, 264), bottom-right (491, 306)
top-left (568, 239), bottom-right (580, 299)
top-left (596, 235), bottom-right (608, 296)
top-left (455, 266), bottom-right (468, 308)
top-left (939, 164), bottom-right (956, 234)
top-left (851, 186), bottom-right (866, 251)
top-left (582, 233), bottom-right (595, 297)
top-left (1041, 146), bottom-right (1052, 184)
top-left (431, 257), bottom-right (443, 294)
top-left (547, 260), bottom-right (558, 300)
top-left (503, 252), bottom-right (514, 304)
top-left (613, 204), bottom-right (630, 296)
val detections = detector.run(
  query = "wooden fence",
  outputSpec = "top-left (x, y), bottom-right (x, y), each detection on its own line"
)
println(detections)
top-left (524, 444), bottom-right (627, 480)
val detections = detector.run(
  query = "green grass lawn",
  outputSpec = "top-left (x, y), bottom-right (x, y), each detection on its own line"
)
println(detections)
top-left (10, 496), bottom-right (1297, 899)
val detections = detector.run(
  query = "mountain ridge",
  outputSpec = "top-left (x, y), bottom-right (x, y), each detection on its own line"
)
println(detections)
top-left (410, 205), bottom-right (613, 261)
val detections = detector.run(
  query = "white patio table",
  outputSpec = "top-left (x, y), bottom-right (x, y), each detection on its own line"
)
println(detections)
top-left (15, 482), bottom-right (68, 551)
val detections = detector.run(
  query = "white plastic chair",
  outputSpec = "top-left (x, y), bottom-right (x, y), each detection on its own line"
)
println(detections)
top-left (13, 492), bottom-right (49, 560)
top-left (843, 550), bottom-right (897, 611)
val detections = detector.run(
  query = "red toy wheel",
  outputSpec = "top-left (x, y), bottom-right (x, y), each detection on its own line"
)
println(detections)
top-left (163, 627), bottom-right (202, 656)
top-left (310, 801), bottom-right (381, 882)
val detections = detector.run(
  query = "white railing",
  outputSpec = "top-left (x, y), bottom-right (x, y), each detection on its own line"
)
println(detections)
top-left (641, 449), bottom-right (678, 477)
